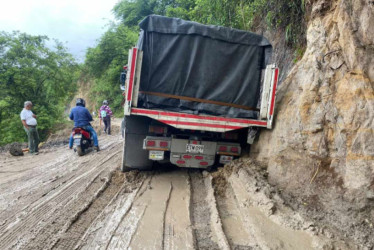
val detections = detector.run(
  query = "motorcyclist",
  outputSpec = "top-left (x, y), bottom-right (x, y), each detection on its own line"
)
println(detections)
top-left (68, 98), bottom-right (99, 151)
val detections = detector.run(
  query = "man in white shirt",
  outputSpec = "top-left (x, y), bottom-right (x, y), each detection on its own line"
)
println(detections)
top-left (20, 101), bottom-right (39, 155)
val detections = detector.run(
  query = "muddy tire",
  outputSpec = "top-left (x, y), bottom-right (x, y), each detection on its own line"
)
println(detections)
top-left (121, 139), bottom-right (132, 172)
top-left (76, 146), bottom-right (84, 156)
top-left (121, 116), bottom-right (153, 172)
top-left (121, 118), bottom-right (125, 139)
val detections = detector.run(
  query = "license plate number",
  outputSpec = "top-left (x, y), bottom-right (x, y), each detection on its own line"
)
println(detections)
top-left (149, 150), bottom-right (164, 160)
top-left (219, 155), bottom-right (233, 164)
top-left (186, 144), bottom-right (204, 154)
top-left (73, 134), bottom-right (82, 139)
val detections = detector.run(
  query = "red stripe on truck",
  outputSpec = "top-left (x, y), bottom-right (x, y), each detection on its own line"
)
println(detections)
top-left (131, 108), bottom-right (267, 126)
top-left (127, 48), bottom-right (137, 101)
top-left (269, 68), bottom-right (279, 116)
top-left (158, 120), bottom-right (244, 129)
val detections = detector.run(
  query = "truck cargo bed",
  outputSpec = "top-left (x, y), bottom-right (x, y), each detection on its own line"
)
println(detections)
top-left (135, 15), bottom-right (273, 118)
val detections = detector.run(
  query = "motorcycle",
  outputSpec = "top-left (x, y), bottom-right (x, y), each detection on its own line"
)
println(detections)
top-left (72, 127), bottom-right (93, 156)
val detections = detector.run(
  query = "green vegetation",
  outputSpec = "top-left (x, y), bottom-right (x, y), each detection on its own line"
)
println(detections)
top-left (0, 31), bottom-right (79, 145)
top-left (83, 25), bottom-right (138, 116)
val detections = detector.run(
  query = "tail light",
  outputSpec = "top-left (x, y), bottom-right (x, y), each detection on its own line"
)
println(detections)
top-left (200, 162), bottom-right (209, 166)
top-left (195, 155), bottom-right (203, 160)
top-left (74, 128), bottom-right (81, 134)
top-left (177, 160), bottom-right (186, 164)
top-left (183, 155), bottom-right (192, 159)
top-left (230, 147), bottom-right (239, 153)
top-left (219, 146), bottom-right (227, 152)
top-left (81, 130), bottom-right (90, 139)
top-left (160, 141), bottom-right (168, 147)
top-left (146, 140), bottom-right (156, 147)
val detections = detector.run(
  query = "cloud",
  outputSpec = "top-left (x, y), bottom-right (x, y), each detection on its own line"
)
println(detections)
top-left (0, 0), bottom-right (119, 62)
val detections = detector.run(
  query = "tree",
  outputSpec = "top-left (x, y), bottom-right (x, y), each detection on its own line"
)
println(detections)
top-left (113, 0), bottom-right (159, 26)
top-left (0, 31), bottom-right (79, 145)
top-left (84, 25), bottom-right (138, 114)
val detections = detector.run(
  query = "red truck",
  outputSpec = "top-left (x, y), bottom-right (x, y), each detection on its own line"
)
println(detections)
top-left (120, 15), bottom-right (279, 171)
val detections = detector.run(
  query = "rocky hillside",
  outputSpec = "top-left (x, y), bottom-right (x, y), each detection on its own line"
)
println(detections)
top-left (68, 78), bottom-right (98, 115)
top-left (251, 0), bottom-right (373, 247)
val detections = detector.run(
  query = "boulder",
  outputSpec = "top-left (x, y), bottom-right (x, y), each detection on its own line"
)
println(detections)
top-left (9, 143), bottom-right (25, 156)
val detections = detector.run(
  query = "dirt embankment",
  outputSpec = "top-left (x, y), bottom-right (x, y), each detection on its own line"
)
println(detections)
top-left (251, 0), bottom-right (374, 248)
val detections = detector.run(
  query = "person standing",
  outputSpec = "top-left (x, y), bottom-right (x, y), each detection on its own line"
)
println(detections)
top-left (99, 100), bottom-right (113, 135)
top-left (20, 101), bottom-right (39, 155)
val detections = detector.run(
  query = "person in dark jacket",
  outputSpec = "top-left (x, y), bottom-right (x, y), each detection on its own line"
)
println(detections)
top-left (68, 98), bottom-right (99, 151)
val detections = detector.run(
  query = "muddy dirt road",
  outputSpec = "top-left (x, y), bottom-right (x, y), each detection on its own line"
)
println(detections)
top-left (0, 125), bottom-right (354, 249)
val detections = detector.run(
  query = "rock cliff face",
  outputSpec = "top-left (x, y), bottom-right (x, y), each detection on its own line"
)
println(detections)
top-left (251, 0), bottom-right (373, 246)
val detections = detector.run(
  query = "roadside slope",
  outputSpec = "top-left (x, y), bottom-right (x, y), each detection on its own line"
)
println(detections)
top-left (251, 0), bottom-right (374, 247)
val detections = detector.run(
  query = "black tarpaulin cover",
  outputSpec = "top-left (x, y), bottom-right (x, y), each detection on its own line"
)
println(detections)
top-left (136, 15), bottom-right (272, 118)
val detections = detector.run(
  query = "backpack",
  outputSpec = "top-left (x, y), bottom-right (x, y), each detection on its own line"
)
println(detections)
top-left (101, 109), bottom-right (107, 118)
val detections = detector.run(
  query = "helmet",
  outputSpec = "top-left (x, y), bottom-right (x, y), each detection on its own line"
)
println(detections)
top-left (103, 100), bottom-right (108, 105)
top-left (76, 98), bottom-right (86, 107)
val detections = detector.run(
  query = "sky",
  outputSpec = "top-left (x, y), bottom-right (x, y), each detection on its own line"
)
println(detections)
top-left (0, 0), bottom-right (120, 62)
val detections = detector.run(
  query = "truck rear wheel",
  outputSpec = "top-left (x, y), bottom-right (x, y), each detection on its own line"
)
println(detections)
top-left (121, 140), bottom-right (132, 172)
top-left (121, 116), bottom-right (153, 172)
top-left (121, 118), bottom-right (125, 139)
top-left (121, 137), bottom-right (135, 172)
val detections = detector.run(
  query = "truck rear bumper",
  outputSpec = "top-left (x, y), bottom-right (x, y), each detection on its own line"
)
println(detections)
top-left (143, 137), bottom-right (240, 169)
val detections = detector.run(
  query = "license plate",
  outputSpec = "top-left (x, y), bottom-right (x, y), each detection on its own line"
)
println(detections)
top-left (219, 155), bottom-right (233, 164)
top-left (186, 144), bottom-right (204, 154)
top-left (149, 150), bottom-right (164, 160)
top-left (74, 139), bottom-right (81, 145)
top-left (73, 134), bottom-right (82, 139)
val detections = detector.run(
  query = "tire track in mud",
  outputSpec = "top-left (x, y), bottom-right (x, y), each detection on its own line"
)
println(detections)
top-left (209, 165), bottom-right (323, 250)
top-left (0, 136), bottom-right (117, 198)
top-left (1, 162), bottom-right (117, 249)
top-left (162, 170), bottom-right (194, 250)
top-left (76, 173), bottom-right (148, 250)
top-left (103, 175), bottom-right (151, 250)
top-left (26, 169), bottom-right (114, 250)
top-left (211, 175), bottom-right (259, 249)
top-left (0, 157), bottom-right (76, 225)
top-left (76, 170), bottom-right (195, 250)
top-left (52, 170), bottom-right (128, 250)
top-left (189, 171), bottom-right (227, 250)
top-left (0, 140), bottom-right (122, 249)
top-left (0, 145), bottom-right (113, 230)
top-left (119, 172), bottom-right (176, 249)
top-left (226, 168), bottom-right (315, 250)
top-left (0, 138), bottom-right (119, 232)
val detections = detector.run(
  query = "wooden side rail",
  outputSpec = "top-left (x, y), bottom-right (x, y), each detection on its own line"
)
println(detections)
top-left (139, 91), bottom-right (259, 111)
